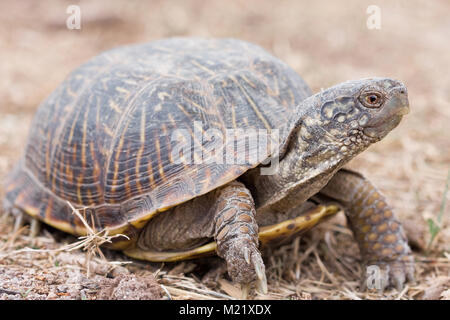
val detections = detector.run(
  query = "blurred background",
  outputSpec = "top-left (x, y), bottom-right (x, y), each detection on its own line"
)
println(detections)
top-left (0, 0), bottom-right (449, 299)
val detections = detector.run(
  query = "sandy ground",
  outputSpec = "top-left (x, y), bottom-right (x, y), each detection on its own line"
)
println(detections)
top-left (0, 0), bottom-right (449, 300)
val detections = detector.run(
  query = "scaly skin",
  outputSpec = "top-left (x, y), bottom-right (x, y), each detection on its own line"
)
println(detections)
top-left (241, 77), bottom-right (413, 291)
top-left (138, 77), bottom-right (413, 292)
top-left (320, 169), bottom-right (415, 290)
top-left (213, 181), bottom-right (267, 293)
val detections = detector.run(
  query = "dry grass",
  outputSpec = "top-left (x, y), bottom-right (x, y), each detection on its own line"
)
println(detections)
top-left (0, 203), bottom-right (131, 277)
top-left (0, 0), bottom-right (449, 299)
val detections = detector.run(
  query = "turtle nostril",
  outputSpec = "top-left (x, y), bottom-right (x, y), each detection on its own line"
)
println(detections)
top-left (398, 87), bottom-right (407, 95)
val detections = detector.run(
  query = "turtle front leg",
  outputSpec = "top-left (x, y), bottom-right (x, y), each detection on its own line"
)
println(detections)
top-left (214, 181), bottom-right (267, 294)
top-left (320, 169), bottom-right (415, 291)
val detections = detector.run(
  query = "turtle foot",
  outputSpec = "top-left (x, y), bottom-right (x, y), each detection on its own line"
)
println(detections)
top-left (363, 255), bottom-right (415, 292)
top-left (223, 240), bottom-right (268, 295)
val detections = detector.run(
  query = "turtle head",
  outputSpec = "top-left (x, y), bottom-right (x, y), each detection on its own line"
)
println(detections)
top-left (309, 77), bottom-right (409, 153)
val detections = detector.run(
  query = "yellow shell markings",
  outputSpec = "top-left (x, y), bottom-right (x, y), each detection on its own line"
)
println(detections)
top-left (123, 171), bottom-right (132, 200)
top-left (80, 105), bottom-right (89, 169)
top-left (161, 124), bottom-right (176, 165)
top-left (231, 101), bottom-right (237, 128)
top-left (176, 102), bottom-right (191, 117)
top-left (146, 151), bottom-right (157, 189)
top-left (123, 164), bottom-right (252, 238)
top-left (166, 112), bottom-right (191, 171)
top-left (115, 86), bottom-right (132, 100)
top-left (200, 167), bottom-right (213, 194)
top-left (241, 74), bottom-right (257, 88)
top-left (193, 121), bottom-right (209, 160)
top-left (89, 141), bottom-right (103, 201)
top-left (124, 205), bottom-right (340, 261)
top-left (218, 81), bottom-right (235, 129)
top-left (184, 96), bottom-right (209, 114)
top-left (266, 74), bottom-right (280, 97)
top-left (102, 124), bottom-right (115, 138)
top-left (154, 137), bottom-right (167, 183)
top-left (230, 76), bottom-right (272, 131)
top-left (55, 104), bottom-right (82, 194)
top-left (173, 105), bottom-right (204, 163)
top-left (210, 95), bottom-right (227, 129)
top-left (76, 175), bottom-right (84, 204)
top-left (45, 131), bottom-right (52, 181)
top-left (110, 121), bottom-right (130, 198)
top-left (109, 99), bottom-right (123, 114)
top-left (134, 106), bottom-right (147, 195)
top-left (190, 59), bottom-right (216, 76)
top-left (48, 66), bottom-right (116, 192)
top-left (119, 96), bottom-right (221, 232)
top-left (104, 81), bottom-right (160, 200)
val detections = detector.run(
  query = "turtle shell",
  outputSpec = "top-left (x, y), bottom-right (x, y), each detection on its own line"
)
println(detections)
top-left (3, 38), bottom-right (311, 248)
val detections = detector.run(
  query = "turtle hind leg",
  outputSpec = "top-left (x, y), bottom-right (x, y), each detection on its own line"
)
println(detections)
top-left (2, 165), bottom-right (44, 237)
top-left (1, 198), bottom-right (41, 237)
top-left (4, 205), bottom-right (42, 237)
top-left (1, 197), bottom-right (13, 223)
top-left (29, 217), bottom-right (41, 237)
top-left (2, 195), bottom-right (24, 232)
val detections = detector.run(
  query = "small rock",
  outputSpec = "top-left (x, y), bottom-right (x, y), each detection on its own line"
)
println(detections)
top-left (56, 285), bottom-right (68, 293)
top-left (97, 274), bottom-right (163, 300)
top-left (46, 292), bottom-right (58, 300)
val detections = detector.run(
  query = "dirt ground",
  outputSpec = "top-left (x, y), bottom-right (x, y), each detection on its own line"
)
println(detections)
top-left (0, 0), bottom-right (449, 300)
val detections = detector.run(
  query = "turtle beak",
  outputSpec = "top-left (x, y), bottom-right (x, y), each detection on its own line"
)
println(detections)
top-left (390, 84), bottom-right (410, 116)
top-left (363, 83), bottom-right (409, 139)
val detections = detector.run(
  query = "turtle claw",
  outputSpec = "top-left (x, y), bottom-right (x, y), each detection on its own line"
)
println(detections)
top-left (391, 267), bottom-right (406, 292)
top-left (255, 273), bottom-right (268, 295)
top-left (253, 257), bottom-right (268, 295)
top-left (30, 218), bottom-right (41, 237)
top-left (7, 207), bottom-right (41, 237)
top-left (241, 283), bottom-right (250, 300)
top-left (238, 250), bottom-right (267, 297)
top-left (387, 255), bottom-right (415, 291)
top-left (1, 199), bottom-right (12, 217)
top-left (0, 209), bottom-right (10, 223)
top-left (406, 270), bottom-right (416, 285)
top-left (13, 210), bottom-right (25, 233)
top-left (243, 247), bottom-right (251, 265)
top-left (404, 259), bottom-right (416, 285)
top-left (224, 242), bottom-right (268, 296)
top-left (244, 245), bottom-right (268, 295)
top-left (363, 255), bottom-right (415, 292)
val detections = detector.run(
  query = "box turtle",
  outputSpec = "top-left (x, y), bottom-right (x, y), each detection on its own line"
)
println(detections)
top-left (3, 38), bottom-right (414, 294)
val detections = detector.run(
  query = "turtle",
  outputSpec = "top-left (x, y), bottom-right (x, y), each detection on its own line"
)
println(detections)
top-left (2, 38), bottom-right (414, 294)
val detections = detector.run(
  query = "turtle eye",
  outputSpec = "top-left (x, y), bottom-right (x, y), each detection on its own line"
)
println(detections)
top-left (360, 91), bottom-right (384, 108)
